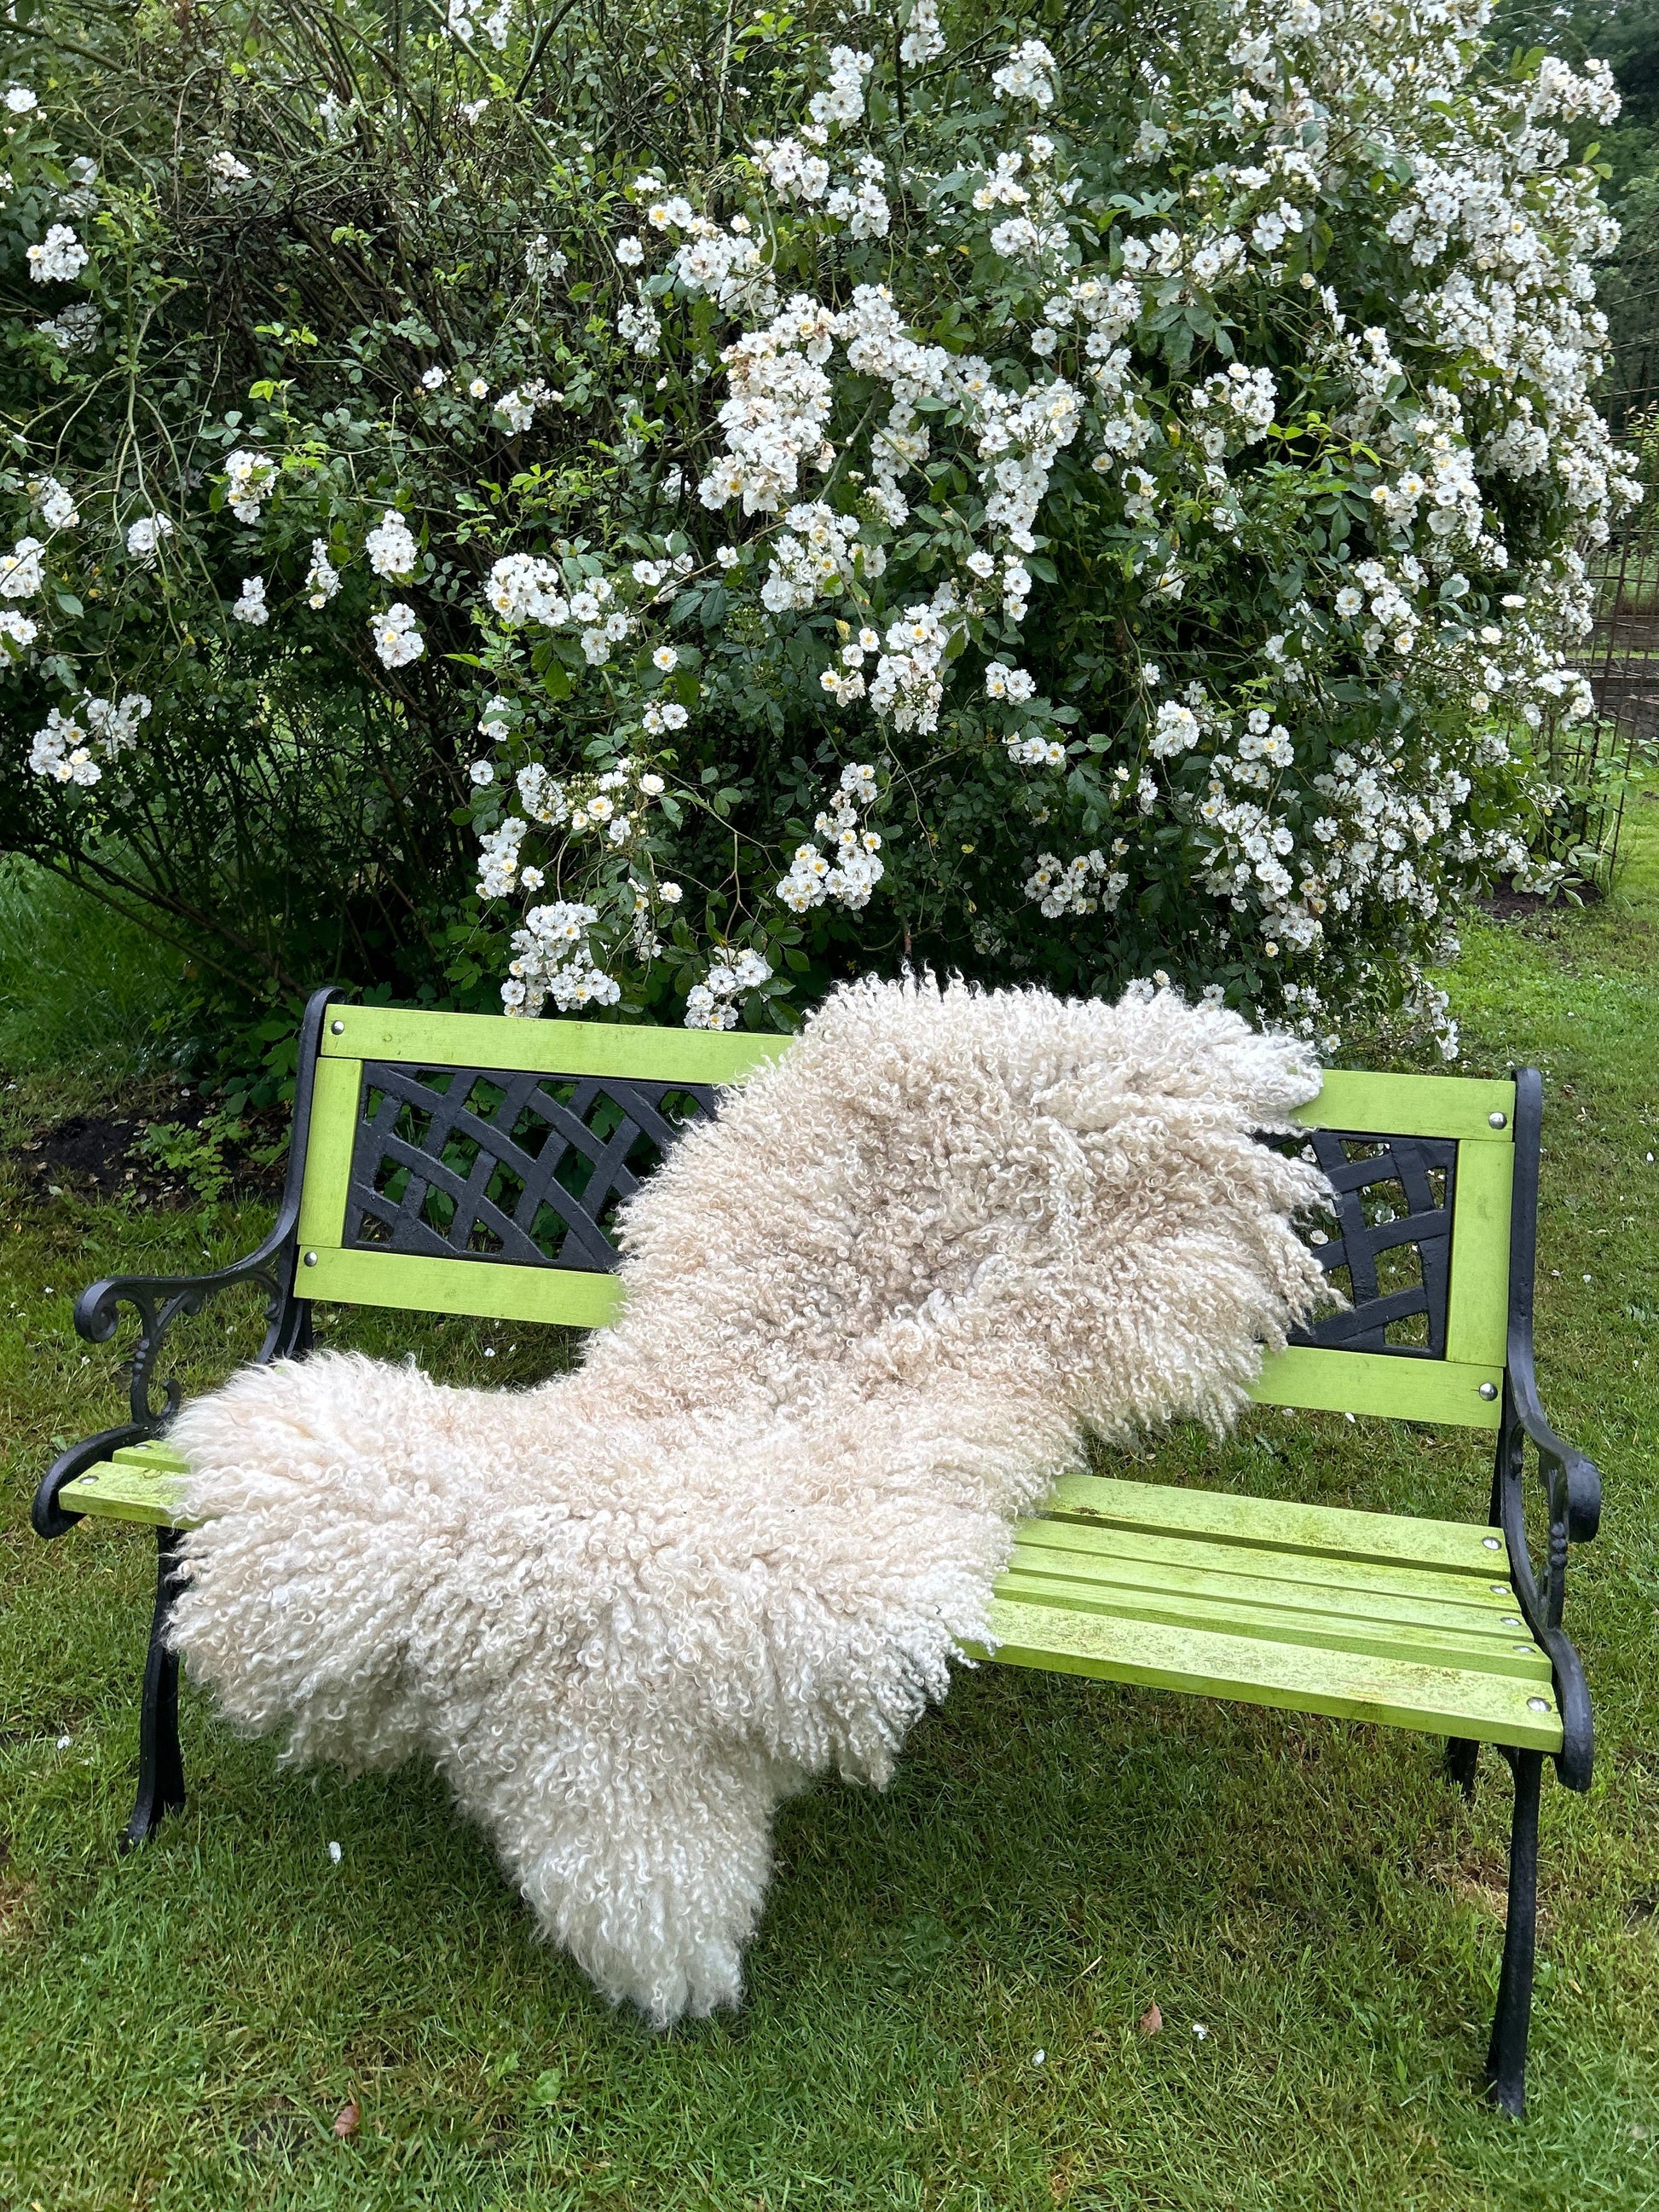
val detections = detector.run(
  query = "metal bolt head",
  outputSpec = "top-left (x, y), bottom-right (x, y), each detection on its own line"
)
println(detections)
top-left (1527, 1697), bottom-right (1551, 1713)
top-left (330, 1018), bottom-right (345, 1035)
top-left (303, 1250), bottom-right (319, 1267)
top-left (1488, 1111), bottom-right (1507, 1129)
top-left (1514, 1643), bottom-right (1536, 1655)
top-left (1478, 1382), bottom-right (1499, 1401)
top-left (1483, 1536), bottom-right (1502, 1551)
top-left (1501, 1616), bottom-right (1523, 1627)
top-left (1490, 1584), bottom-right (1510, 1596)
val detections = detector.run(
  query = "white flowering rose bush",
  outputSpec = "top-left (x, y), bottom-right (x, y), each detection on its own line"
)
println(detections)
top-left (1, 0), bottom-right (1639, 1054)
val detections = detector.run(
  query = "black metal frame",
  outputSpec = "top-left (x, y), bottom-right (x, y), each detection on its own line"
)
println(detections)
top-left (1442, 1066), bottom-right (1601, 2117)
top-left (29, 1025), bottom-right (1602, 2118)
top-left (1286, 1128), bottom-right (1458, 1357)
top-left (344, 1061), bottom-right (718, 1272)
top-left (30, 985), bottom-right (338, 1843)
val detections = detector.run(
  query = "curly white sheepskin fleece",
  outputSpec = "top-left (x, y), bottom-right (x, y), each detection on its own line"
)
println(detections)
top-left (167, 976), bottom-right (1331, 2023)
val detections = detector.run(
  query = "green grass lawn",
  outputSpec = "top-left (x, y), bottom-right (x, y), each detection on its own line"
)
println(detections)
top-left (2, 820), bottom-right (1656, 2211)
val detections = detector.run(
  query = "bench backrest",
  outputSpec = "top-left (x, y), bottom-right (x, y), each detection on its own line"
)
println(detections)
top-left (290, 998), bottom-right (1523, 1432)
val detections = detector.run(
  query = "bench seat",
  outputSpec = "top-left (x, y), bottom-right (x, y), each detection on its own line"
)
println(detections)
top-left (62, 1447), bottom-right (1564, 1756)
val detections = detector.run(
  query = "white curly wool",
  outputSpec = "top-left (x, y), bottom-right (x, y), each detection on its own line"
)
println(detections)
top-left (167, 977), bottom-right (1332, 2023)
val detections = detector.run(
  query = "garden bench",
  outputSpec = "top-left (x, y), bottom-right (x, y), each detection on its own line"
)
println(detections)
top-left (33, 989), bottom-right (1599, 2115)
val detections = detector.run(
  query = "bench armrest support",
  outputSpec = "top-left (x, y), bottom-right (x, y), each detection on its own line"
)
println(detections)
top-left (31, 986), bottom-right (338, 1542)
top-left (1494, 1067), bottom-right (1599, 1791)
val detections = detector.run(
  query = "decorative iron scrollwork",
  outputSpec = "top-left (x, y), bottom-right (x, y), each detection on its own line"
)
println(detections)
top-left (1285, 1128), bottom-right (1458, 1359)
top-left (344, 1063), bottom-right (718, 1273)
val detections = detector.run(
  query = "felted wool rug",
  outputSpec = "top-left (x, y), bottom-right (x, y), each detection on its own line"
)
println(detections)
top-left (167, 976), bottom-right (1332, 2023)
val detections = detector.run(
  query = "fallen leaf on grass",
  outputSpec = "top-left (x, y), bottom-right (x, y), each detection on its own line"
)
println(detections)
top-left (332, 2101), bottom-right (361, 2140)
top-left (1137, 2003), bottom-right (1162, 2037)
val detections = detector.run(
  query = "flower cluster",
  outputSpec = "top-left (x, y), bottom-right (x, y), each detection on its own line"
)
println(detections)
top-left (27, 691), bottom-right (150, 785)
top-left (26, 224), bottom-right (87, 283)
top-left (685, 948), bottom-right (773, 1029)
top-left (775, 765), bottom-right (885, 911)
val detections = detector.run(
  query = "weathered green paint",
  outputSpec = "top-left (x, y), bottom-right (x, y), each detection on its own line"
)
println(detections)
top-left (1444, 1136), bottom-right (1516, 1369)
top-left (1251, 1344), bottom-right (1503, 1427)
top-left (994, 1568), bottom-right (1549, 1679)
top-left (319, 1005), bottom-right (789, 1085)
top-left (299, 1245), bottom-right (627, 1326)
top-left (113, 1439), bottom-right (188, 1474)
top-left (1043, 1470), bottom-right (1506, 1572)
top-left (295, 1054), bottom-right (362, 1256)
top-left (975, 1597), bottom-right (1563, 1751)
top-left (1009, 1516), bottom-right (1521, 1632)
top-left (1294, 1070), bottom-right (1517, 1142)
top-left (61, 1463), bottom-right (193, 1528)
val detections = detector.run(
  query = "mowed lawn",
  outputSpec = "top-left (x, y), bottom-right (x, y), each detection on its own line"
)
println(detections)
top-left (1, 808), bottom-right (1656, 2212)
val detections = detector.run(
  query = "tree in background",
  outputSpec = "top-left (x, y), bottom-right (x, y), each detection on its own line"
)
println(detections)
top-left (1, 0), bottom-right (1640, 1071)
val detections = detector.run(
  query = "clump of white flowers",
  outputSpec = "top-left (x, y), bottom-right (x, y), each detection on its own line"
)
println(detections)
top-left (369, 603), bottom-right (423, 667)
top-left (26, 224), bottom-right (88, 283)
top-left (366, 509), bottom-right (419, 581)
top-left (27, 690), bottom-right (150, 786)
top-left (1, 537), bottom-right (45, 598)
top-left (232, 576), bottom-right (269, 626)
top-left (125, 514), bottom-right (172, 564)
top-left (776, 765), bottom-right (886, 912)
top-left (223, 449), bottom-right (277, 523)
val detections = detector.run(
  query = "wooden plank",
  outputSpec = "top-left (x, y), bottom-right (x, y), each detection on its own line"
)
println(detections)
top-left (299, 1246), bottom-right (627, 1326)
top-left (993, 1568), bottom-right (1550, 1680)
top-left (296, 1054), bottom-right (362, 1254)
top-left (1294, 1071), bottom-right (1517, 1143)
top-left (1009, 1518), bottom-right (1525, 1632)
top-left (975, 1597), bottom-right (1564, 1751)
top-left (1444, 1137), bottom-right (1515, 1369)
top-left (1043, 1472), bottom-right (1511, 1575)
top-left (1251, 1345), bottom-right (1503, 1428)
top-left (113, 1440), bottom-right (188, 1474)
top-left (318, 1006), bottom-right (789, 1086)
top-left (61, 1464), bottom-right (194, 1528)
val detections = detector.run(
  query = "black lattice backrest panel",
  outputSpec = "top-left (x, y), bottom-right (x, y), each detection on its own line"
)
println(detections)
top-left (345, 1063), bottom-right (718, 1272)
top-left (1282, 1129), bottom-right (1458, 1358)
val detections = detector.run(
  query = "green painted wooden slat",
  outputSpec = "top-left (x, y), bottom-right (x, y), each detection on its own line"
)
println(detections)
top-left (975, 1597), bottom-right (1564, 1751)
top-left (319, 1006), bottom-right (789, 1085)
top-left (993, 1568), bottom-right (1550, 1680)
top-left (1043, 1471), bottom-right (1508, 1574)
top-left (61, 1464), bottom-right (194, 1528)
top-left (1251, 1345), bottom-right (1503, 1428)
top-left (113, 1439), bottom-right (189, 1474)
top-left (1009, 1518), bottom-right (1524, 1634)
top-left (1293, 1071), bottom-right (1517, 1142)
top-left (300, 1245), bottom-right (627, 1325)
top-left (296, 1054), bottom-right (363, 1255)
top-left (1444, 1136), bottom-right (1515, 1369)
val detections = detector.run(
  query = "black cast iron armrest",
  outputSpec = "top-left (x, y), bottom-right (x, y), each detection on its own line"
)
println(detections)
top-left (1493, 1066), bottom-right (1601, 1792)
top-left (31, 985), bottom-right (338, 1541)
top-left (1505, 1362), bottom-right (1601, 1548)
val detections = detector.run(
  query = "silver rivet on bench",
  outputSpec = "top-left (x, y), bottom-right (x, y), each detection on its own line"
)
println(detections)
top-left (1483, 1536), bottom-right (1501, 1550)
top-left (1502, 1615), bottom-right (1523, 1626)
top-left (1488, 1111), bottom-right (1507, 1129)
top-left (1479, 1382), bottom-right (1499, 1400)
top-left (331, 1019), bottom-right (345, 1035)
top-left (1491, 1584), bottom-right (1511, 1595)
top-left (1528, 1697), bottom-right (1551, 1713)
top-left (303, 1251), bottom-right (318, 1266)
top-left (1514, 1643), bottom-right (1537, 1655)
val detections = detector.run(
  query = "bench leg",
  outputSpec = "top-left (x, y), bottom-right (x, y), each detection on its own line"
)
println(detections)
top-left (121, 1527), bottom-right (186, 1851)
top-left (1445, 1737), bottom-right (1480, 1799)
top-left (1485, 1747), bottom-right (1544, 2118)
